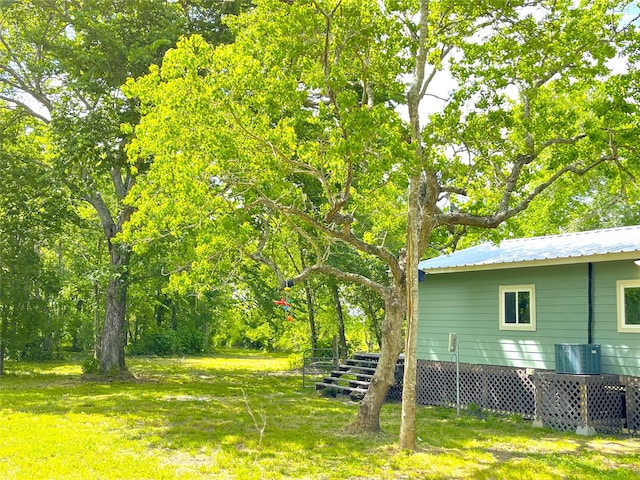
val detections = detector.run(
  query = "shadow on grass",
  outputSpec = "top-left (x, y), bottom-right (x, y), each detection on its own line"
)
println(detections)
top-left (2, 355), bottom-right (640, 479)
top-left (1, 357), bottom-right (385, 476)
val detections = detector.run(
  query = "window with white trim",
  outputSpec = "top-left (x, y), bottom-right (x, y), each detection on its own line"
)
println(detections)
top-left (617, 279), bottom-right (640, 332)
top-left (499, 285), bottom-right (536, 331)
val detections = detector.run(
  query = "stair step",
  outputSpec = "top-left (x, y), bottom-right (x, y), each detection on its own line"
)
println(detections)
top-left (353, 353), bottom-right (381, 360)
top-left (315, 382), bottom-right (369, 394)
top-left (331, 368), bottom-right (374, 376)
top-left (322, 377), bottom-right (371, 387)
top-left (349, 362), bottom-right (376, 367)
top-left (334, 368), bottom-right (375, 376)
top-left (315, 352), bottom-right (403, 401)
top-left (339, 364), bottom-right (376, 372)
top-left (344, 360), bottom-right (379, 369)
top-left (330, 371), bottom-right (373, 379)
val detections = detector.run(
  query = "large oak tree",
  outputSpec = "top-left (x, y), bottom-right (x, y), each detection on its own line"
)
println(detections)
top-left (0, 0), bottom-right (248, 372)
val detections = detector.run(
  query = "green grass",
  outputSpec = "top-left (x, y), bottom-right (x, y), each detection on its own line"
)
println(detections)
top-left (1, 352), bottom-right (639, 479)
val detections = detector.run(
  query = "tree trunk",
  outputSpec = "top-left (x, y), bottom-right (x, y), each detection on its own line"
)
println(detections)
top-left (399, 174), bottom-right (422, 450)
top-left (299, 246), bottom-right (318, 351)
top-left (156, 292), bottom-right (166, 327)
top-left (399, 0), bottom-right (433, 448)
top-left (99, 243), bottom-right (129, 373)
top-left (0, 314), bottom-right (5, 375)
top-left (304, 282), bottom-right (318, 351)
top-left (350, 286), bottom-right (405, 432)
top-left (90, 172), bottom-right (135, 374)
top-left (365, 297), bottom-right (383, 349)
top-left (0, 247), bottom-right (3, 375)
top-left (331, 280), bottom-right (348, 363)
top-left (171, 301), bottom-right (177, 330)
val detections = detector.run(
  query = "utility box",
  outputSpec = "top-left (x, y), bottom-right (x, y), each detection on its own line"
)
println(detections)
top-left (555, 344), bottom-right (601, 374)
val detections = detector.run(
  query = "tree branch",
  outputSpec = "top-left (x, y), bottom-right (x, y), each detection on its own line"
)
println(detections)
top-left (247, 211), bottom-right (389, 296)
top-left (110, 166), bottom-right (127, 199)
top-left (540, 133), bottom-right (587, 149)
top-left (0, 94), bottom-right (50, 124)
top-left (255, 193), bottom-right (402, 280)
top-left (85, 191), bottom-right (117, 241)
top-left (290, 263), bottom-right (390, 298)
top-left (436, 153), bottom-right (614, 229)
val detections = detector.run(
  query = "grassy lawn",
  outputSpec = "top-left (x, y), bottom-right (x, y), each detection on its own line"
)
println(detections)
top-left (1, 352), bottom-right (639, 479)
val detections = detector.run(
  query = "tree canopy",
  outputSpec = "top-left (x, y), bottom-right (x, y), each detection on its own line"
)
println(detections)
top-left (125, 0), bottom-right (640, 447)
top-left (0, 0), bottom-right (250, 373)
top-left (0, 0), bottom-right (638, 450)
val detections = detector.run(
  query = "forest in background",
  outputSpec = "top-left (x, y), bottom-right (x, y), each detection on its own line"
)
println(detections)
top-left (0, 0), bottom-right (639, 375)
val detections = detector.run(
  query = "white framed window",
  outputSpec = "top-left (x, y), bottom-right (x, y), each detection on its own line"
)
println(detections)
top-left (499, 285), bottom-right (536, 331)
top-left (617, 279), bottom-right (640, 333)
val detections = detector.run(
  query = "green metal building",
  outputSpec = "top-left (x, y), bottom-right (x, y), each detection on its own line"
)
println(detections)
top-left (416, 226), bottom-right (640, 435)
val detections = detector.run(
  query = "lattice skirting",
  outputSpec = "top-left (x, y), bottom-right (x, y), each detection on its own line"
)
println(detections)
top-left (417, 360), bottom-right (640, 435)
top-left (416, 360), bottom-right (536, 418)
top-left (387, 384), bottom-right (403, 401)
top-left (623, 376), bottom-right (640, 435)
top-left (535, 372), bottom-right (625, 434)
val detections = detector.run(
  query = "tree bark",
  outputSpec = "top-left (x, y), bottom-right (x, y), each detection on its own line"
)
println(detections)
top-left (331, 280), bottom-right (348, 362)
top-left (399, 174), bottom-right (423, 450)
top-left (0, 314), bottom-right (5, 375)
top-left (99, 242), bottom-right (130, 373)
top-left (304, 282), bottom-right (318, 351)
top-left (88, 169), bottom-right (134, 374)
top-left (351, 286), bottom-right (405, 432)
top-left (0, 247), bottom-right (4, 375)
top-left (365, 296), bottom-right (383, 349)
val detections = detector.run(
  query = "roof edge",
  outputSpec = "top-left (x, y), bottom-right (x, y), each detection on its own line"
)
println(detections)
top-left (420, 251), bottom-right (640, 274)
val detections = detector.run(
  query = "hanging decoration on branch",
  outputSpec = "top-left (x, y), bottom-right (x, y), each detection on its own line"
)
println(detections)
top-left (273, 280), bottom-right (295, 322)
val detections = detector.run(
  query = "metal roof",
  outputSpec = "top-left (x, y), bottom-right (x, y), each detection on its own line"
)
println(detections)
top-left (419, 225), bottom-right (640, 274)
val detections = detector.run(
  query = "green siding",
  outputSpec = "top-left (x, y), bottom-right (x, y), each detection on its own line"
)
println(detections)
top-left (592, 261), bottom-right (640, 376)
top-left (418, 260), bottom-right (640, 375)
top-left (417, 264), bottom-right (589, 369)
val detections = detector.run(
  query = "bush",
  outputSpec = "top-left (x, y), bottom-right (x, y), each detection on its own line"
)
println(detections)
top-left (148, 331), bottom-right (176, 356)
top-left (175, 328), bottom-right (204, 354)
top-left (127, 327), bottom-right (205, 356)
top-left (81, 356), bottom-right (100, 375)
top-left (19, 340), bottom-right (54, 361)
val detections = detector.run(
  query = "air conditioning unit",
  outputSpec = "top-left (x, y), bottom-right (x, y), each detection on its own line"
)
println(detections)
top-left (555, 343), bottom-right (601, 374)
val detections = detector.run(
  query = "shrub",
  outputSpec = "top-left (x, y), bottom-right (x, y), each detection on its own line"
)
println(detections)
top-left (127, 327), bottom-right (205, 356)
top-left (148, 331), bottom-right (176, 356)
top-left (175, 328), bottom-right (204, 354)
top-left (81, 356), bottom-right (100, 375)
top-left (20, 340), bottom-right (54, 361)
